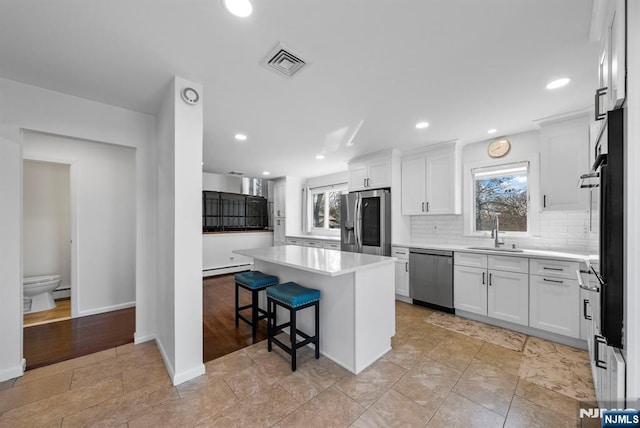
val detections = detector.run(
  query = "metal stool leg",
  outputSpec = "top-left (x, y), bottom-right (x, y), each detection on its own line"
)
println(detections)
top-left (235, 282), bottom-right (239, 327)
top-left (290, 307), bottom-right (297, 371)
top-left (267, 298), bottom-right (273, 352)
top-left (251, 288), bottom-right (259, 342)
top-left (315, 301), bottom-right (320, 359)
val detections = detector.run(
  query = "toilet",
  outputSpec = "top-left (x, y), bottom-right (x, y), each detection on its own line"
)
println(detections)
top-left (23, 275), bottom-right (62, 314)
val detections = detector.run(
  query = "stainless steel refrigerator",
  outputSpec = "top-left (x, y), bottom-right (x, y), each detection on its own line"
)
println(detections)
top-left (340, 189), bottom-right (391, 256)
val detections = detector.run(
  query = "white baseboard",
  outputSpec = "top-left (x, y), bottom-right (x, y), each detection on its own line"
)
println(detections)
top-left (77, 301), bottom-right (135, 317)
top-left (154, 337), bottom-right (176, 384)
top-left (395, 295), bottom-right (412, 304)
top-left (134, 333), bottom-right (156, 345)
top-left (202, 264), bottom-right (252, 277)
top-left (0, 363), bottom-right (24, 383)
top-left (172, 363), bottom-right (206, 386)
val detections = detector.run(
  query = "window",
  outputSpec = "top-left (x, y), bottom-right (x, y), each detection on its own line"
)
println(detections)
top-left (473, 162), bottom-right (529, 233)
top-left (310, 184), bottom-right (347, 231)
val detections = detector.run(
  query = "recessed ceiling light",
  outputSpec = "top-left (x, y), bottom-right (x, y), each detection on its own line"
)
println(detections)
top-left (546, 77), bottom-right (571, 90)
top-left (234, 133), bottom-right (247, 141)
top-left (488, 129), bottom-right (497, 134)
top-left (415, 121), bottom-right (429, 129)
top-left (316, 155), bottom-right (325, 160)
top-left (262, 171), bottom-right (270, 176)
top-left (223, 0), bottom-right (252, 17)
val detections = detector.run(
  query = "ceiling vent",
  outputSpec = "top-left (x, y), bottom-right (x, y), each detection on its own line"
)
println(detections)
top-left (262, 43), bottom-right (307, 79)
top-left (228, 171), bottom-right (244, 176)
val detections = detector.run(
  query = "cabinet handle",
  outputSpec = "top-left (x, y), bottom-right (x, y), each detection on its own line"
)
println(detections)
top-left (595, 87), bottom-right (608, 121)
top-left (367, 178), bottom-right (371, 187)
top-left (405, 262), bottom-right (408, 272)
top-left (489, 273), bottom-right (492, 286)
top-left (482, 272), bottom-right (485, 285)
top-left (543, 195), bottom-right (546, 208)
top-left (594, 334), bottom-right (607, 369)
top-left (543, 278), bottom-right (564, 284)
top-left (426, 202), bottom-right (430, 212)
top-left (543, 267), bottom-right (563, 271)
top-left (421, 202), bottom-right (425, 212)
top-left (583, 299), bottom-right (592, 320)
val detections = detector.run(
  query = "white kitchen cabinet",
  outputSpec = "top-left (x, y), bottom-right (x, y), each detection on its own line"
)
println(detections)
top-left (454, 265), bottom-right (487, 315)
top-left (487, 270), bottom-right (529, 326)
top-left (322, 241), bottom-right (340, 250)
top-left (454, 252), bottom-right (487, 269)
top-left (286, 237), bottom-right (303, 246)
top-left (274, 218), bottom-right (286, 246)
top-left (302, 239), bottom-right (323, 248)
top-left (529, 275), bottom-right (580, 338)
top-left (272, 177), bottom-right (303, 246)
top-left (538, 115), bottom-right (590, 211)
top-left (274, 180), bottom-right (286, 218)
top-left (530, 259), bottom-right (580, 279)
top-left (401, 144), bottom-right (460, 215)
top-left (593, 0), bottom-right (626, 114)
top-left (348, 154), bottom-right (391, 191)
top-left (392, 247), bottom-right (410, 298)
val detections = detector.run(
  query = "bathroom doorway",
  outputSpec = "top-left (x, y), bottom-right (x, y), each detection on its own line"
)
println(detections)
top-left (22, 159), bottom-right (73, 327)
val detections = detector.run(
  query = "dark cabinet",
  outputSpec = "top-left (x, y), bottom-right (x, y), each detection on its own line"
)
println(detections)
top-left (202, 191), bottom-right (268, 232)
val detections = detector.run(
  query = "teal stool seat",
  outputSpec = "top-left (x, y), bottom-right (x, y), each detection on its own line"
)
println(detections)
top-left (235, 271), bottom-right (278, 343)
top-left (267, 282), bottom-right (320, 371)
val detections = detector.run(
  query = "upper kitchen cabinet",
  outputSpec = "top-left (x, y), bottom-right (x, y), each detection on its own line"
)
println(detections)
top-left (592, 0), bottom-right (626, 117)
top-left (537, 113), bottom-right (590, 211)
top-left (401, 142), bottom-right (461, 215)
top-left (271, 176), bottom-right (303, 243)
top-left (348, 154), bottom-right (391, 191)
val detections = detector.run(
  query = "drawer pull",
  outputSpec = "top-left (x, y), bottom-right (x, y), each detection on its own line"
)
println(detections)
top-left (594, 335), bottom-right (607, 369)
top-left (542, 267), bottom-right (563, 271)
top-left (583, 299), bottom-right (592, 320)
top-left (482, 272), bottom-right (485, 285)
top-left (543, 278), bottom-right (563, 284)
top-left (489, 273), bottom-right (492, 286)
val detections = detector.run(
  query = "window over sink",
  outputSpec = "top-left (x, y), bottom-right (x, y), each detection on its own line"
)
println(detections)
top-left (309, 184), bottom-right (347, 233)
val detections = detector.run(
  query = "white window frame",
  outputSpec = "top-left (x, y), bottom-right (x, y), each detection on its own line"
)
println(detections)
top-left (308, 183), bottom-right (347, 235)
top-left (463, 155), bottom-right (540, 237)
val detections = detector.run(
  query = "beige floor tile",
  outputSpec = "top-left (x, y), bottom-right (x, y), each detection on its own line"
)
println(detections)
top-left (127, 382), bottom-right (237, 428)
top-left (204, 349), bottom-right (256, 380)
top-left (15, 349), bottom-right (117, 386)
top-left (426, 392), bottom-right (504, 428)
top-left (0, 370), bottom-right (72, 413)
top-left (114, 340), bottom-right (155, 357)
top-left (275, 386), bottom-right (365, 427)
top-left (121, 358), bottom-right (171, 394)
top-left (504, 396), bottom-right (577, 428)
top-left (278, 356), bottom-right (350, 402)
top-left (335, 358), bottom-right (406, 408)
top-left (426, 332), bottom-right (483, 371)
top-left (0, 376), bottom-right (123, 428)
top-left (198, 383), bottom-right (302, 427)
top-left (61, 378), bottom-right (178, 428)
top-left (351, 388), bottom-right (430, 428)
top-left (453, 360), bottom-right (519, 416)
top-left (473, 342), bottom-right (523, 375)
top-left (383, 337), bottom-right (440, 370)
top-left (394, 320), bottom-right (449, 343)
top-left (392, 358), bottom-right (462, 416)
top-left (0, 378), bottom-right (16, 391)
top-left (515, 379), bottom-right (580, 421)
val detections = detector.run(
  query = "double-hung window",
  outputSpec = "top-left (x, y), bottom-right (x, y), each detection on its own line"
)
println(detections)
top-left (310, 184), bottom-right (347, 232)
top-left (472, 162), bottom-right (529, 233)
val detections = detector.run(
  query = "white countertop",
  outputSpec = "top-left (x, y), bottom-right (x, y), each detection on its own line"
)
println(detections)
top-left (393, 242), bottom-right (596, 263)
top-left (234, 245), bottom-right (395, 276)
top-left (286, 234), bottom-right (341, 242)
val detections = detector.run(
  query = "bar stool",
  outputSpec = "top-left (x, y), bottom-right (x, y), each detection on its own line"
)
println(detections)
top-left (235, 271), bottom-right (279, 342)
top-left (267, 282), bottom-right (320, 371)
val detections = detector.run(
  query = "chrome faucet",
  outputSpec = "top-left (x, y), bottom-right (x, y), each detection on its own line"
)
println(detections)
top-left (490, 214), bottom-right (505, 248)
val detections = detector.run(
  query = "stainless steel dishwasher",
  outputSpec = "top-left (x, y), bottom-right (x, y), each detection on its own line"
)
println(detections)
top-left (409, 248), bottom-right (454, 312)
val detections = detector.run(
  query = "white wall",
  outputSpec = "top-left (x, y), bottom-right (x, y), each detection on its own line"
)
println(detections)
top-left (202, 172), bottom-right (243, 193)
top-left (203, 232), bottom-right (274, 273)
top-left (23, 133), bottom-right (136, 316)
top-left (408, 130), bottom-right (598, 253)
top-left (0, 77), bottom-right (157, 381)
top-left (23, 161), bottom-right (71, 289)
top-left (155, 76), bottom-right (205, 385)
top-left (625, 1), bottom-right (640, 406)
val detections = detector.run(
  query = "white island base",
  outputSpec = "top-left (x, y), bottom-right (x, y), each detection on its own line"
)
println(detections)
top-left (235, 246), bottom-right (396, 374)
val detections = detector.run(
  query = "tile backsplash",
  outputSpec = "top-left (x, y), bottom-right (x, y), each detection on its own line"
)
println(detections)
top-left (409, 211), bottom-right (599, 254)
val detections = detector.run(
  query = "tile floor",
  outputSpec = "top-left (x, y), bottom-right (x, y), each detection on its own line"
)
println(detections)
top-left (0, 302), bottom-right (599, 427)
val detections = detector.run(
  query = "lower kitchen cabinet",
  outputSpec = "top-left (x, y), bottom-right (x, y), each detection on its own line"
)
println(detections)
top-left (487, 270), bottom-right (529, 326)
top-left (530, 275), bottom-right (580, 338)
top-left (392, 247), bottom-right (410, 298)
top-left (453, 265), bottom-right (487, 315)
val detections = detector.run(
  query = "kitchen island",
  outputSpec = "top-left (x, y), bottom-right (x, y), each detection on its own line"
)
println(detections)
top-left (233, 245), bottom-right (396, 374)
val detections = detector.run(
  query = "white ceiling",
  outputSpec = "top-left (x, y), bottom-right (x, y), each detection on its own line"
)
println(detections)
top-left (0, 0), bottom-right (598, 179)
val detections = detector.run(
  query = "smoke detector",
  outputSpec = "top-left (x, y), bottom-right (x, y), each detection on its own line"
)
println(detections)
top-left (262, 43), bottom-right (308, 79)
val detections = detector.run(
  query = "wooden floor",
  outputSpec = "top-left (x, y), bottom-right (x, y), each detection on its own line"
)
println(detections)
top-left (24, 273), bottom-right (262, 370)
top-left (23, 298), bottom-right (72, 327)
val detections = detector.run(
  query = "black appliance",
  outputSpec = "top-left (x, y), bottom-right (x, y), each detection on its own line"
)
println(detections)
top-left (593, 108), bottom-right (625, 348)
top-left (202, 191), bottom-right (268, 232)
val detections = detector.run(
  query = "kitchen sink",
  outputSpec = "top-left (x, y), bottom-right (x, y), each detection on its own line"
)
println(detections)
top-left (466, 246), bottom-right (524, 253)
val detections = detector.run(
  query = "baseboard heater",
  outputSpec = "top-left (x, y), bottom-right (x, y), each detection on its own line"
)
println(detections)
top-left (202, 263), bottom-right (252, 277)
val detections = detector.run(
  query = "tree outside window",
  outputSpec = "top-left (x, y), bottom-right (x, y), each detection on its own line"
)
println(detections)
top-left (311, 186), bottom-right (345, 231)
top-left (474, 165), bottom-right (528, 232)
